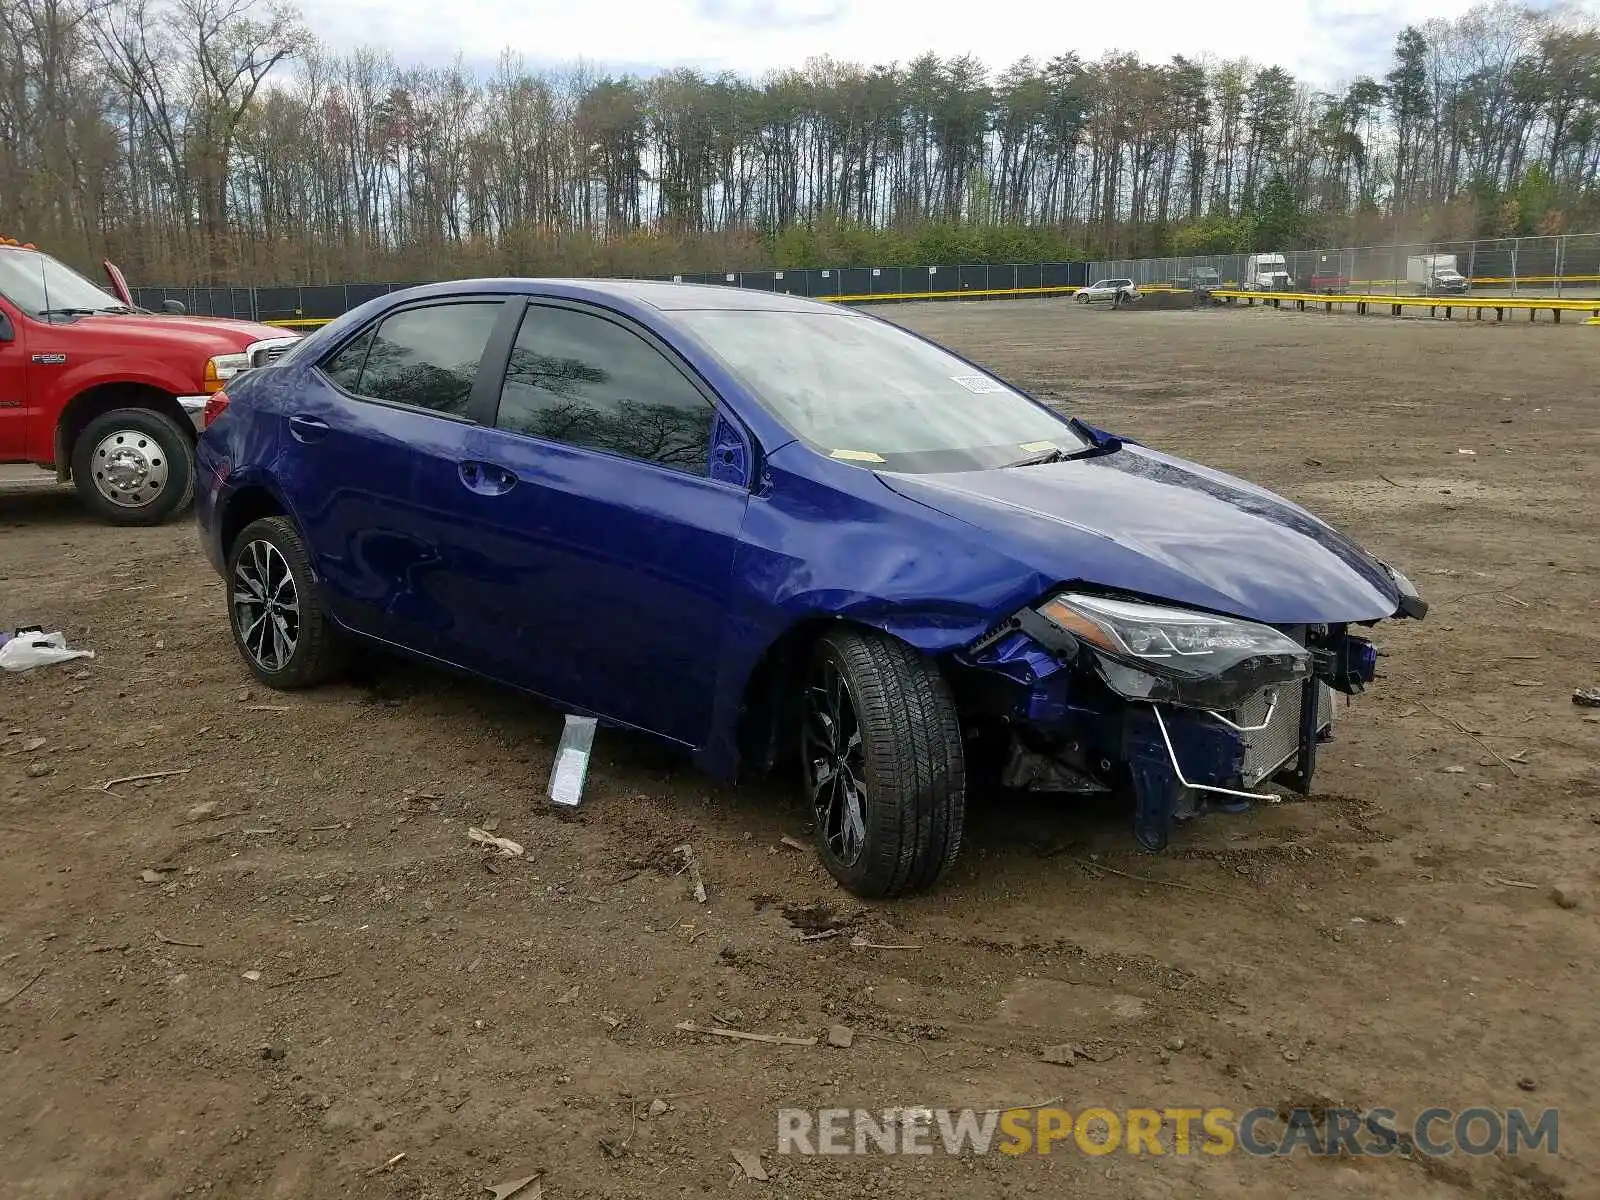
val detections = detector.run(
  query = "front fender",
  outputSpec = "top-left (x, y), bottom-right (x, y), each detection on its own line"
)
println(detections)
top-left (54, 358), bottom-right (197, 408)
top-left (695, 452), bottom-right (1050, 778)
top-left (47, 360), bottom-right (201, 465)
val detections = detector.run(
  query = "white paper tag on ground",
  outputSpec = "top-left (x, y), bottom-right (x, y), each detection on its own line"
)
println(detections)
top-left (549, 746), bottom-right (588, 806)
top-left (549, 715), bottom-right (598, 807)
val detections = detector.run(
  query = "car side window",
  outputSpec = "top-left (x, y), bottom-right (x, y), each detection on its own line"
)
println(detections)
top-left (496, 305), bottom-right (714, 475)
top-left (320, 326), bottom-right (375, 391)
top-left (345, 302), bottom-right (503, 417)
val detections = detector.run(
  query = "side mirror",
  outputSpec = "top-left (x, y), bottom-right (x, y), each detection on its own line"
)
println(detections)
top-left (0, 312), bottom-right (13, 343)
top-left (162, 299), bottom-right (187, 315)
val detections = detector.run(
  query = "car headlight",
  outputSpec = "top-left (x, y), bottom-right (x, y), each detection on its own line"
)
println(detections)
top-left (1381, 562), bottom-right (1429, 619)
top-left (1037, 592), bottom-right (1310, 710)
top-left (203, 352), bottom-right (251, 394)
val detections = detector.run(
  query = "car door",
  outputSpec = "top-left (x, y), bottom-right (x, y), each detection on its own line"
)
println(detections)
top-left (274, 296), bottom-right (515, 654)
top-left (417, 298), bottom-right (752, 747)
top-left (0, 303), bottom-right (27, 460)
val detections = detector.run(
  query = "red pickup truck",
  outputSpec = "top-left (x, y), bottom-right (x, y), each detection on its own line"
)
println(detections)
top-left (0, 237), bottom-right (299, 524)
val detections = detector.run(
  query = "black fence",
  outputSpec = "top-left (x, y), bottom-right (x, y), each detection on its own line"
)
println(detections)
top-left (129, 261), bottom-right (1091, 325)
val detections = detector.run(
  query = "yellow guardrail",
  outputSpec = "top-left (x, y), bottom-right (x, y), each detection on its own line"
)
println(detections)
top-left (1213, 288), bottom-right (1600, 322)
top-left (256, 279), bottom-right (1600, 329)
top-left (260, 282), bottom-right (1094, 326)
top-left (260, 283), bottom-right (1096, 327)
top-left (1332, 274), bottom-right (1600, 288)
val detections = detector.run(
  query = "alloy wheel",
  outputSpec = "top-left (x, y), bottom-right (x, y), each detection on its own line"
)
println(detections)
top-left (232, 539), bottom-right (300, 672)
top-left (805, 659), bottom-right (868, 867)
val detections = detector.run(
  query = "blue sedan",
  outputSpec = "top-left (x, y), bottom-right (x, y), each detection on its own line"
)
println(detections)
top-left (194, 279), bottom-right (1427, 897)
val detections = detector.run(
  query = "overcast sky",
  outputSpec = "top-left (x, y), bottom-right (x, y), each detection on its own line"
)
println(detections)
top-left (296, 0), bottom-right (1598, 88)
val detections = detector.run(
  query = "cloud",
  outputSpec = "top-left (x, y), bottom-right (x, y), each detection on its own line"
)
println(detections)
top-left (295, 0), bottom-right (1600, 88)
top-left (694, 0), bottom-right (849, 31)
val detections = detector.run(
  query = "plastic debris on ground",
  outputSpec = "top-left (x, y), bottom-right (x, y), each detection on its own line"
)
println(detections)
top-left (0, 629), bottom-right (95, 672)
top-left (548, 714), bottom-right (598, 807)
top-left (467, 827), bottom-right (525, 857)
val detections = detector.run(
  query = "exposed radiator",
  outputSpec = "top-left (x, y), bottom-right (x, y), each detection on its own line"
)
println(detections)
top-left (1233, 680), bottom-right (1333, 787)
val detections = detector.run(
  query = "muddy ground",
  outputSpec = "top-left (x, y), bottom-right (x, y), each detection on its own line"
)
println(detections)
top-left (2, 300), bottom-right (1597, 1200)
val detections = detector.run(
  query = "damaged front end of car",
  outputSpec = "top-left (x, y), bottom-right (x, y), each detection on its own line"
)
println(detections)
top-left (950, 572), bottom-right (1428, 850)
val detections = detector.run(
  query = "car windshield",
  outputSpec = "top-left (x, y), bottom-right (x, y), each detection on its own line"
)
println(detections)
top-left (675, 309), bottom-right (1087, 473)
top-left (0, 247), bottom-right (124, 317)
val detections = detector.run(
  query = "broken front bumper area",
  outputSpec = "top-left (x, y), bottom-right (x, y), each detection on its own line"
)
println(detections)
top-left (956, 603), bottom-right (1389, 852)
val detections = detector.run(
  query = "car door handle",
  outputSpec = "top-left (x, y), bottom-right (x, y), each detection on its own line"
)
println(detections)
top-left (288, 414), bottom-right (330, 442)
top-left (458, 460), bottom-right (517, 496)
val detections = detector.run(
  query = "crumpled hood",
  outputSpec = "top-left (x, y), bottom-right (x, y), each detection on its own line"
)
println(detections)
top-left (877, 444), bottom-right (1402, 625)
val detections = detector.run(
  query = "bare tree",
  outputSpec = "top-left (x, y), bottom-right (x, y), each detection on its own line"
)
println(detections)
top-left (3, 0), bottom-right (1598, 284)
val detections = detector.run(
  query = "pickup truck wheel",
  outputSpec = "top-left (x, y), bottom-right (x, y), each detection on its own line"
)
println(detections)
top-left (801, 630), bottom-right (965, 898)
top-left (71, 408), bottom-right (194, 526)
top-left (226, 516), bottom-right (345, 689)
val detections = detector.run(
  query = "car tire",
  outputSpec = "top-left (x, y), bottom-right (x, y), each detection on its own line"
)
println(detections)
top-left (801, 629), bottom-right (965, 898)
top-left (71, 407), bottom-right (194, 526)
top-left (226, 516), bottom-right (346, 689)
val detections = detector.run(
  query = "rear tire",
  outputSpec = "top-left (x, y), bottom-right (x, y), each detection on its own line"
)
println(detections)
top-left (801, 629), bottom-right (965, 898)
top-left (226, 516), bottom-right (346, 689)
top-left (71, 407), bottom-right (194, 526)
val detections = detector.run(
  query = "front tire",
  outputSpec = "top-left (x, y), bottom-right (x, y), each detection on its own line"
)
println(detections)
top-left (226, 516), bottom-right (345, 689)
top-left (71, 407), bottom-right (195, 526)
top-left (801, 629), bottom-right (965, 898)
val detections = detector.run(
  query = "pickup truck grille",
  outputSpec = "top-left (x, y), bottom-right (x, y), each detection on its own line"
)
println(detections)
top-left (245, 336), bottom-right (300, 370)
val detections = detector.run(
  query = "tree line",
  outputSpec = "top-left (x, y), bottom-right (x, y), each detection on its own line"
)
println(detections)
top-left (2, 0), bottom-right (1598, 285)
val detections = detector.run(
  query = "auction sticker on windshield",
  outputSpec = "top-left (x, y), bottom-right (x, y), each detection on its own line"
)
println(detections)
top-left (830, 449), bottom-right (887, 463)
top-left (950, 374), bottom-right (1008, 394)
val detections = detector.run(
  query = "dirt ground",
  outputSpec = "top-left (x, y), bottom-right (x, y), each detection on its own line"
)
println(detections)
top-left (2, 300), bottom-right (1597, 1200)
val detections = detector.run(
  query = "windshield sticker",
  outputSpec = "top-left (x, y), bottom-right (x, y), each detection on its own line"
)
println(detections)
top-left (830, 449), bottom-right (887, 463)
top-left (950, 373), bottom-right (1007, 394)
top-left (1019, 440), bottom-right (1056, 453)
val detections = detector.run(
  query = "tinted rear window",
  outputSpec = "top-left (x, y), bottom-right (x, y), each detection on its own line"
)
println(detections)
top-left (331, 302), bottom-right (503, 416)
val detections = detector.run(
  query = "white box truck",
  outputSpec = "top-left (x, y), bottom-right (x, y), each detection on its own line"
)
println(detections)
top-left (1407, 254), bottom-right (1469, 295)
top-left (1243, 253), bottom-right (1292, 291)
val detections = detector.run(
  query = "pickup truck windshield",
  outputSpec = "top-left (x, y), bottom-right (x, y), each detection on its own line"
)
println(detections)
top-left (676, 308), bottom-right (1088, 473)
top-left (0, 248), bottom-right (124, 318)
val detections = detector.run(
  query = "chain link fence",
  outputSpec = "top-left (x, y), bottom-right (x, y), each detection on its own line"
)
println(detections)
top-left (129, 262), bottom-right (1094, 323)
top-left (126, 233), bottom-right (1600, 321)
top-left (1089, 233), bottom-right (1600, 299)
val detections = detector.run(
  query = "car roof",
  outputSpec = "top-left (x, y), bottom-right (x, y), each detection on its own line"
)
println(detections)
top-left (390, 276), bottom-right (839, 314)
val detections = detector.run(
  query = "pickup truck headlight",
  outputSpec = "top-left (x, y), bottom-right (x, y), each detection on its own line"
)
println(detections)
top-left (203, 352), bottom-right (250, 394)
top-left (1037, 592), bottom-right (1310, 710)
